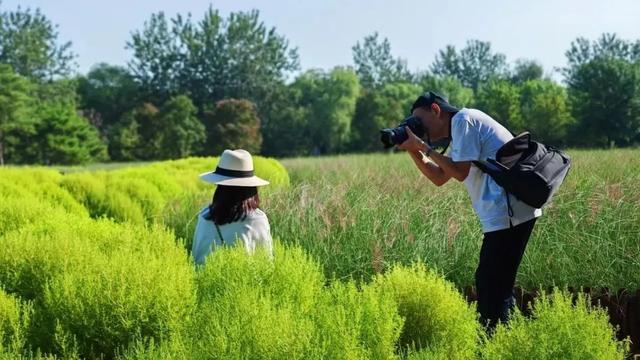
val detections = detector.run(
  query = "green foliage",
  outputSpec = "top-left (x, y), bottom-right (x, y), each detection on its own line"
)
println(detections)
top-left (519, 79), bottom-right (574, 144)
top-left (157, 95), bottom-right (205, 159)
top-left (476, 78), bottom-right (523, 132)
top-left (351, 82), bottom-right (421, 152)
top-left (127, 8), bottom-right (298, 108)
top-left (76, 63), bottom-right (140, 131)
top-left (0, 3), bottom-right (75, 80)
top-left (0, 215), bottom-right (195, 358)
top-left (0, 64), bottom-right (31, 165)
top-left (371, 264), bottom-right (479, 359)
top-left (292, 67), bottom-right (361, 154)
top-left (204, 99), bottom-right (262, 155)
top-left (431, 40), bottom-right (508, 92)
top-left (352, 32), bottom-right (413, 90)
top-left (510, 59), bottom-right (544, 85)
top-left (567, 57), bottom-right (640, 147)
top-left (481, 290), bottom-right (629, 359)
top-left (0, 290), bottom-right (30, 355)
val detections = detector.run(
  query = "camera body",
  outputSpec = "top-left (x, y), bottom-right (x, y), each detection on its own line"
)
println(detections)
top-left (379, 115), bottom-right (426, 148)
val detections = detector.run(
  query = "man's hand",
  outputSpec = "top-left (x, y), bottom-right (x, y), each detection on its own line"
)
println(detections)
top-left (397, 127), bottom-right (430, 154)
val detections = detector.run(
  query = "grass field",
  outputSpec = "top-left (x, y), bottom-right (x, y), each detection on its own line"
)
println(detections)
top-left (268, 149), bottom-right (640, 290)
top-left (0, 149), bottom-right (636, 358)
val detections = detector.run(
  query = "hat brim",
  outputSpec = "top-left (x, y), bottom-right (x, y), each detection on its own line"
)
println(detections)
top-left (438, 102), bottom-right (460, 113)
top-left (199, 172), bottom-right (270, 187)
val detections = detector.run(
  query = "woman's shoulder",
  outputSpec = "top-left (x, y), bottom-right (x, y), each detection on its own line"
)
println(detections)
top-left (246, 208), bottom-right (268, 221)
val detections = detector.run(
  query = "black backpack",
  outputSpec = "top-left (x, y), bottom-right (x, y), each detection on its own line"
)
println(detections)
top-left (472, 132), bottom-right (571, 210)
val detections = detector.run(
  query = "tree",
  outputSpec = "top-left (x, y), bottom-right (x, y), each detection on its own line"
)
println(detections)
top-left (0, 64), bottom-right (31, 165)
top-left (431, 40), bottom-right (508, 92)
top-left (351, 82), bottom-right (421, 152)
top-left (475, 78), bottom-right (523, 132)
top-left (0, 3), bottom-right (75, 80)
top-left (519, 79), bottom-right (574, 145)
top-left (76, 63), bottom-right (139, 132)
top-left (567, 58), bottom-right (640, 147)
top-left (127, 8), bottom-right (299, 110)
top-left (261, 84), bottom-right (311, 157)
top-left (203, 99), bottom-right (262, 155)
top-left (33, 102), bottom-right (107, 164)
top-left (563, 33), bottom-right (640, 80)
top-left (156, 95), bottom-right (205, 159)
top-left (511, 59), bottom-right (544, 85)
top-left (352, 32), bottom-right (412, 90)
top-left (292, 67), bottom-right (361, 154)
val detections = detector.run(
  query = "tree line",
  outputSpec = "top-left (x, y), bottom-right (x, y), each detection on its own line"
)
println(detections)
top-left (1, 3), bottom-right (639, 165)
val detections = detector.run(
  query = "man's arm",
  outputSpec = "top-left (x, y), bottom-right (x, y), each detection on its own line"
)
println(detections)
top-left (406, 150), bottom-right (451, 186)
top-left (399, 127), bottom-right (471, 183)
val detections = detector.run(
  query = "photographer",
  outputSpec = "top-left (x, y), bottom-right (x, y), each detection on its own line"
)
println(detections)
top-left (396, 92), bottom-right (542, 330)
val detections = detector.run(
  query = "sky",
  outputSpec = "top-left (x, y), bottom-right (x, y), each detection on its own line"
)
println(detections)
top-left (2, 0), bottom-right (639, 79)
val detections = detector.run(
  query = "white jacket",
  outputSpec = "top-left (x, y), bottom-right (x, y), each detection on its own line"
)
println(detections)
top-left (192, 207), bottom-right (273, 265)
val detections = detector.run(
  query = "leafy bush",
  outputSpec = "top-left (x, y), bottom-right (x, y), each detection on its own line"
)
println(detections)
top-left (0, 214), bottom-right (195, 358)
top-left (371, 263), bottom-right (480, 359)
top-left (0, 290), bottom-right (30, 355)
top-left (481, 289), bottom-right (629, 360)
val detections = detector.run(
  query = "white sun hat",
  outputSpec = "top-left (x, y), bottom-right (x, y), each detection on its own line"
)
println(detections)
top-left (199, 149), bottom-right (270, 187)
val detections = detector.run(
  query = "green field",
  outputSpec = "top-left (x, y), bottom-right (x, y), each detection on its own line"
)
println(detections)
top-left (271, 149), bottom-right (640, 290)
top-left (0, 149), bottom-right (635, 359)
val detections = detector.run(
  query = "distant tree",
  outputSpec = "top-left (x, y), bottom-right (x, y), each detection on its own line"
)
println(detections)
top-left (352, 32), bottom-right (413, 89)
top-left (475, 78), bottom-right (523, 132)
top-left (261, 85), bottom-right (311, 157)
top-left (292, 67), bottom-right (361, 154)
top-left (203, 99), bottom-right (262, 155)
top-left (519, 79), bottom-right (574, 145)
top-left (127, 8), bottom-right (298, 109)
top-left (155, 95), bottom-right (205, 159)
top-left (76, 63), bottom-right (139, 132)
top-left (510, 59), bottom-right (544, 85)
top-left (351, 82), bottom-right (421, 152)
top-left (0, 3), bottom-right (75, 80)
top-left (432, 40), bottom-right (508, 92)
top-left (563, 33), bottom-right (640, 80)
top-left (0, 64), bottom-right (31, 165)
top-left (567, 58), bottom-right (640, 147)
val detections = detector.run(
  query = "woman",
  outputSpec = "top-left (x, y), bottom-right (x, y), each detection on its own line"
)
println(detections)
top-left (192, 149), bottom-right (272, 265)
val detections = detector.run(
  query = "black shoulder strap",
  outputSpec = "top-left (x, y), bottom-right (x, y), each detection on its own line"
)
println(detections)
top-left (215, 223), bottom-right (225, 245)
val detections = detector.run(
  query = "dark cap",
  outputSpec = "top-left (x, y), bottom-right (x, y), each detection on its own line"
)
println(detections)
top-left (411, 91), bottom-right (460, 114)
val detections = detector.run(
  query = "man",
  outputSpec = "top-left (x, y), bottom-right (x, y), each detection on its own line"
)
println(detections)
top-left (398, 91), bottom-right (541, 329)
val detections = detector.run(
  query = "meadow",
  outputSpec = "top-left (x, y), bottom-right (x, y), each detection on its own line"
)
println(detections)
top-left (0, 149), bottom-right (636, 359)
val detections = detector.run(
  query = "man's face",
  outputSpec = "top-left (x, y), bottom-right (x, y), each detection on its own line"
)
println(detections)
top-left (412, 105), bottom-right (440, 139)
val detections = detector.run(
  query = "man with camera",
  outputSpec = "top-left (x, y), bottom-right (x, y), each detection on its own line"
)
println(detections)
top-left (386, 91), bottom-right (542, 330)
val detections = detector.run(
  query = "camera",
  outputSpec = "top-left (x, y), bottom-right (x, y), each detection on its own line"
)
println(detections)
top-left (379, 115), bottom-right (425, 148)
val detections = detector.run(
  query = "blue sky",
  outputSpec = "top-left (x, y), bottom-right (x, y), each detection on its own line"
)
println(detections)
top-left (3, 0), bottom-right (639, 79)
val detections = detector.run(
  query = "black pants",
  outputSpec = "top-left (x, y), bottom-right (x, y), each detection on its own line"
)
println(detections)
top-left (475, 218), bottom-right (537, 329)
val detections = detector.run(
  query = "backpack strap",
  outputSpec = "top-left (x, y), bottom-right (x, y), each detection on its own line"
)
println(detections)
top-left (215, 223), bottom-right (225, 246)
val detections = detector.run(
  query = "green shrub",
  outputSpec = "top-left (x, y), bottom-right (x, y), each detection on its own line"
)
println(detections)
top-left (191, 245), bottom-right (323, 359)
top-left (312, 281), bottom-right (402, 360)
top-left (0, 290), bottom-right (30, 355)
top-left (481, 289), bottom-right (629, 360)
top-left (371, 263), bottom-right (480, 359)
top-left (0, 214), bottom-right (195, 358)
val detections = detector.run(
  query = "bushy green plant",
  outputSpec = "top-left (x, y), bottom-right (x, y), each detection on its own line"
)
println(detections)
top-left (481, 289), bottom-right (629, 360)
top-left (0, 214), bottom-right (195, 358)
top-left (0, 290), bottom-right (30, 355)
top-left (371, 263), bottom-right (480, 359)
top-left (312, 281), bottom-right (402, 360)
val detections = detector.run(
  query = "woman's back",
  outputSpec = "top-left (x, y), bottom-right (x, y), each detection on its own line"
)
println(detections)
top-left (192, 206), bottom-right (272, 265)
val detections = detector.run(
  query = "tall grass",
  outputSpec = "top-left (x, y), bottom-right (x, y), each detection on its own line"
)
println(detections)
top-left (268, 149), bottom-right (640, 290)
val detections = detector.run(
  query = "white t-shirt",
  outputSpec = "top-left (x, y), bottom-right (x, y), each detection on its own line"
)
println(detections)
top-left (449, 108), bottom-right (542, 233)
top-left (192, 207), bottom-right (273, 265)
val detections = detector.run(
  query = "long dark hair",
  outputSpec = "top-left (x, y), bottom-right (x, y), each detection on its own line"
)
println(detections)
top-left (205, 185), bottom-right (260, 225)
